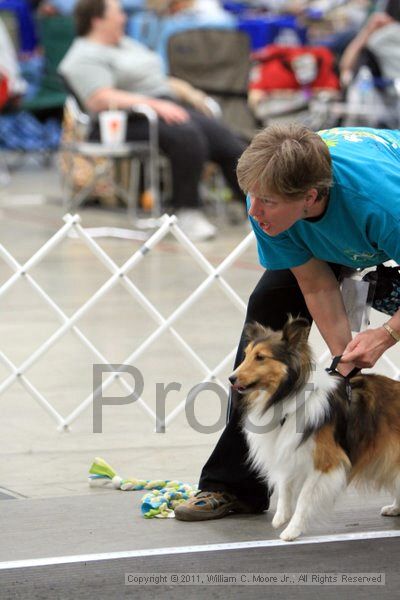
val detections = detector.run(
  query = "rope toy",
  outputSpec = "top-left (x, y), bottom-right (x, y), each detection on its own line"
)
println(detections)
top-left (88, 457), bottom-right (198, 518)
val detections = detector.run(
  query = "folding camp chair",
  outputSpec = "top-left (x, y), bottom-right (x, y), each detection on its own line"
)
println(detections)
top-left (59, 95), bottom-right (162, 228)
top-left (167, 28), bottom-right (259, 141)
top-left (21, 15), bottom-right (75, 115)
top-left (166, 27), bottom-right (256, 221)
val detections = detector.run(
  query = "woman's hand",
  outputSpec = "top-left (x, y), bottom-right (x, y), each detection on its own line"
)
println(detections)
top-left (335, 361), bottom-right (358, 377)
top-left (364, 12), bottom-right (394, 35)
top-left (148, 98), bottom-right (190, 124)
top-left (167, 77), bottom-right (215, 117)
top-left (184, 88), bottom-right (215, 116)
top-left (340, 326), bottom-right (396, 369)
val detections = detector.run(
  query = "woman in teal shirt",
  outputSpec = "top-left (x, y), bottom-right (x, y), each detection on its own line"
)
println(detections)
top-left (175, 123), bottom-right (400, 522)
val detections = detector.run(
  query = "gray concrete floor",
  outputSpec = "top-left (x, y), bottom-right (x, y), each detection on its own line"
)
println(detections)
top-left (0, 157), bottom-right (264, 499)
top-left (1, 492), bottom-right (399, 599)
top-left (0, 156), bottom-right (399, 598)
top-left (0, 488), bottom-right (399, 562)
top-left (2, 539), bottom-right (399, 600)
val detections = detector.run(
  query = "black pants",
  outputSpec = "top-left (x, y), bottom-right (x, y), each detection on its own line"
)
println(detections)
top-left (199, 264), bottom-right (342, 511)
top-left (90, 104), bottom-right (246, 210)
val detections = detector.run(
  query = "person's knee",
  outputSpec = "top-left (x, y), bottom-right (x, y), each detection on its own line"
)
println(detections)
top-left (162, 120), bottom-right (208, 162)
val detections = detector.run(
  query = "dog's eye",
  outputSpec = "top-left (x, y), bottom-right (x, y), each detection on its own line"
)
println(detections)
top-left (255, 354), bottom-right (265, 361)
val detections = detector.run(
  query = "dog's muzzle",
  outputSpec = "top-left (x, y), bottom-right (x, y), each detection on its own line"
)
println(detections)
top-left (229, 374), bottom-right (257, 394)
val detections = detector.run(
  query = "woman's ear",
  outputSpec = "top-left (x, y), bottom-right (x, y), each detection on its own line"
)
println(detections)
top-left (304, 188), bottom-right (318, 208)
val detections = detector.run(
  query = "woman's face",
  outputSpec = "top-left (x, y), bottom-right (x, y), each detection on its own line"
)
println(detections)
top-left (98, 0), bottom-right (127, 42)
top-left (248, 191), bottom-right (307, 237)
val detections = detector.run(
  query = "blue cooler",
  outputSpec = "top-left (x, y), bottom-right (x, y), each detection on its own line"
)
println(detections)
top-left (238, 14), bottom-right (307, 50)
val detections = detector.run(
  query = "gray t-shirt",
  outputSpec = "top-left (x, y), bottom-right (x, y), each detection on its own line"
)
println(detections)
top-left (59, 36), bottom-right (173, 106)
top-left (367, 23), bottom-right (400, 81)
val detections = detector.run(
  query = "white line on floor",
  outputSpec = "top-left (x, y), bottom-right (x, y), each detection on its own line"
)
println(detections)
top-left (1, 529), bottom-right (400, 570)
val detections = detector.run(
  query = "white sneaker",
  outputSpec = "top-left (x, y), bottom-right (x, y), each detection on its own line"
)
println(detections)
top-left (176, 209), bottom-right (217, 242)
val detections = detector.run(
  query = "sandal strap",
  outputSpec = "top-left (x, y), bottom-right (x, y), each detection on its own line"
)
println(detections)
top-left (191, 490), bottom-right (237, 509)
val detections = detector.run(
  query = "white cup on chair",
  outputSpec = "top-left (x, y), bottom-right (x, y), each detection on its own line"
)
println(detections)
top-left (99, 110), bottom-right (127, 145)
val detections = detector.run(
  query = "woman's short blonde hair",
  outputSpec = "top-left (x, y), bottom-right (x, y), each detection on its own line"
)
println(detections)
top-left (237, 123), bottom-right (332, 201)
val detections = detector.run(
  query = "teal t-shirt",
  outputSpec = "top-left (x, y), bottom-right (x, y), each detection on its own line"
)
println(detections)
top-left (249, 127), bottom-right (400, 270)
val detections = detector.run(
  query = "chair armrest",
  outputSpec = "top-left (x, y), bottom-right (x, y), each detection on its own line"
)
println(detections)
top-left (130, 103), bottom-right (159, 149)
top-left (65, 96), bottom-right (91, 128)
top-left (63, 96), bottom-right (92, 141)
top-left (204, 96), bottom-right (222, 119)
top-left (131, 103), bottom-right (158, 124)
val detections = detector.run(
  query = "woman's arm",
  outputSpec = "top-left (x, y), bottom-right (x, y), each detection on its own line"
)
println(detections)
top-left (167, 77), bottom-right (214, 116)
top-left (339, 12), bottom-right (394, 85)
top-left (291, 258), bottom-right (353, 358)
top-left (292, 258), bottom-right (398, 370)
top-left (86, 87), bottom-right (189, 123)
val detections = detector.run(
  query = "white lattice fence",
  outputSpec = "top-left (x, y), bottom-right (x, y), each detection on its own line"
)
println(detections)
top-left (0, 214), bottom-right (256, 431)
top-left (0, 214), bottom-right (398, 432)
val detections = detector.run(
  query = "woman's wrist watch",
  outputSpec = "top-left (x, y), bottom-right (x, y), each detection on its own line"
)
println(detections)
top-left (382, 322), bottom-right (400, 343)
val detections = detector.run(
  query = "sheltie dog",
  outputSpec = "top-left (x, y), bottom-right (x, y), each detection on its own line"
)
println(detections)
top-left (229, 317), bottom-right (400, 541)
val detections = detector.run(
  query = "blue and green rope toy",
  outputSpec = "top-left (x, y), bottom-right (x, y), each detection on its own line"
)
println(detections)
top-left (88, 457), bottom-right (198, 518)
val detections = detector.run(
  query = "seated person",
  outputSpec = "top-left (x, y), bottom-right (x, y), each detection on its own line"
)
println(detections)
top-left (339, 2), bottom-right (400, 87)
top-left (59, 0), bottom-right (246, 241)
top-left (366, 17), bottom-right (400, 81)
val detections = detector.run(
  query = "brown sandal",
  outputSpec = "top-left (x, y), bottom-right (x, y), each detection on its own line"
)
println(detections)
top-left (174, 490), bottom-right (250, 521)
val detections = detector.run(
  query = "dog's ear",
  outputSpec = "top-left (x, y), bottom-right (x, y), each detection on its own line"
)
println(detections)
top-left (282, 316), bottom-right (310, 347)
top-left (244, 321), bottom-right (271, 342)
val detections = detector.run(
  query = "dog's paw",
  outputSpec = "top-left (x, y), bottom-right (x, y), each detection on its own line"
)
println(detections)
top-left (280, 524), bottom-right (302, 541)
top-left (381, 503), bottom-right (400, 517)
top-left (272, 512), bottom-right (290, 529)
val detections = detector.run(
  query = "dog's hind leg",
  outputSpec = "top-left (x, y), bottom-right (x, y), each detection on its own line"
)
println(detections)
top-left (381, 499), bottom-right (400, 516)
top-left (272, 478), bottom-right (294, 529)
top-left (280, 465), bottom-right (347, 541)
top-left (381, 478), bottom-right (400, 516)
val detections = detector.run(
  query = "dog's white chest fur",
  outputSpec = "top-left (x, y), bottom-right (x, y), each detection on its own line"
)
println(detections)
top-left (242, 366), bottom-right (348, 541)
top-left (244, 366), bottom-right (338, 487)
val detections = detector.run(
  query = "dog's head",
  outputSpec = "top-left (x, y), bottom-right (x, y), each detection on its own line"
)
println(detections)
top-left (229, 317), bottom-right (312, 406)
